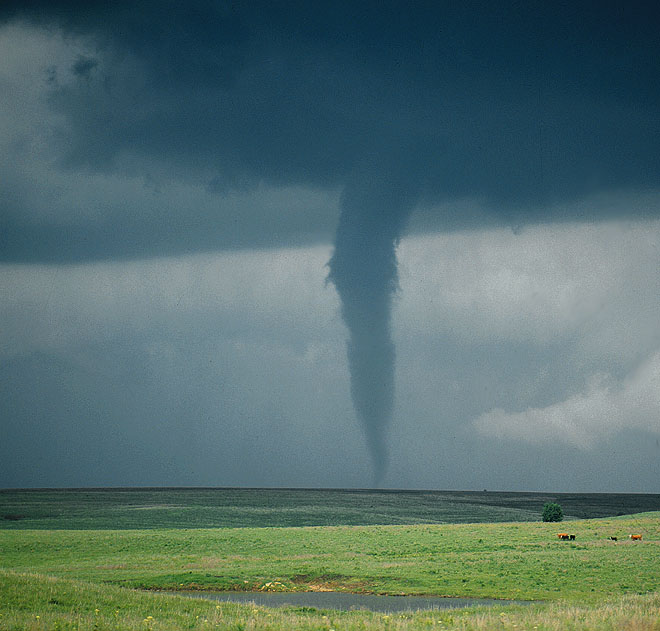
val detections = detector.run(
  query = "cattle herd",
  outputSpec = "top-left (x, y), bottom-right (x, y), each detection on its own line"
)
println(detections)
top-left (556, 533), bottom-right (643, 541)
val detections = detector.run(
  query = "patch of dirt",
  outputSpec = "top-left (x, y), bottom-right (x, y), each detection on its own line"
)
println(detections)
top-left (306, 583), bottom-right (336, 592)
top-left (290, 573), bottom-right (373, 593)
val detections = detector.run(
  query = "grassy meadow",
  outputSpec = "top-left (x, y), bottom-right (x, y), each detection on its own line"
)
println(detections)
top-left (1, 489), bottom-right (659, 630)
top-left (2, 513), bottom-right (659, 602)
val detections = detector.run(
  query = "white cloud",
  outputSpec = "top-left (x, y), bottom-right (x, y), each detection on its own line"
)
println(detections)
top-left (396, 217), bottom-right (660, 360)
top-left (5, 217), bottom-right (659, 372)
top-left (0, 244), bottom-right (341, 358)
top-left (472, 351), bottom-right (660, 448)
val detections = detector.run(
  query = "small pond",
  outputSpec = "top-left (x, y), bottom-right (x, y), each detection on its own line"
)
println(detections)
top-left (167, 590), bottom-right (529, 613)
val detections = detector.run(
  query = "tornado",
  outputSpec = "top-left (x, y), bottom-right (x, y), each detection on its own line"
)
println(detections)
top-left (328, 165), bottom-right (416, 486)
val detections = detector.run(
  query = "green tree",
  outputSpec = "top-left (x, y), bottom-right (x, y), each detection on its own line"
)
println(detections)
top-left (542, 502), bottom-right (563, 522)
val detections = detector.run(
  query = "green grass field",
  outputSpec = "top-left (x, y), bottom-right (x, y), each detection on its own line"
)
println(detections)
top-left (1, 490), bottom-right (659, 630)
top-left (2, 513), bottom-right (659, 602)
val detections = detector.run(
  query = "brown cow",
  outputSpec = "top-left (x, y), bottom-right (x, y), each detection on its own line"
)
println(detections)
top-left (630, 534), bottom-right (642, 541)
top-left (557, 533), bottom-right (570, 540)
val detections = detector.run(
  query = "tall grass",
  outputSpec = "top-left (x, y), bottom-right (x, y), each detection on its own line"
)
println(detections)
top-left (1, 570), bottom-right (659, 631)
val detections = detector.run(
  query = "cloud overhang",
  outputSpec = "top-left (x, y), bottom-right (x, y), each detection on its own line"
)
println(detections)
top-left (1, 1), bottom-right (659, 263)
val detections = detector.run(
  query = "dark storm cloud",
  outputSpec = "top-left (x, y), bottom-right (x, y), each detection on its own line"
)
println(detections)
top-left (2, 1), bottom-right (660, 487)
top-left (1, 0), bottom-right (660, 262)
top-left (71, 55), bottom-right (98, 78)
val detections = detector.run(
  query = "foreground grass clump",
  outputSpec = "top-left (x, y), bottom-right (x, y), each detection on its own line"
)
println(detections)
top-left (1, 513), bottom-right (659, 603)
top-left (1, 570), bottom-right (659, 631)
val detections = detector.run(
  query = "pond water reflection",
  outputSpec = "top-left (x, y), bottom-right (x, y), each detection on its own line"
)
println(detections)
top-left (169, 590), bottom-right (528, 613)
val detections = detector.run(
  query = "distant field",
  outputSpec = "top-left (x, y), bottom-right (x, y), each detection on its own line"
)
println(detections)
top-left (1, 487), bottom-right (659, 529)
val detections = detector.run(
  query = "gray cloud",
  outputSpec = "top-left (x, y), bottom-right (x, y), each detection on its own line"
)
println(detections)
top-left (0, 246), bottom-right (374, 487)
top-left (473, 352), bottom-right (660, 448)
top-left (2, 2), bottom-right (659, 489)
top-left (2, 220), bottom-right (659, 489)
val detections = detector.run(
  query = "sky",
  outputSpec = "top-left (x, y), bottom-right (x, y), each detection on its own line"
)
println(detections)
top-left (1, 1), bottom-right (659, 491)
